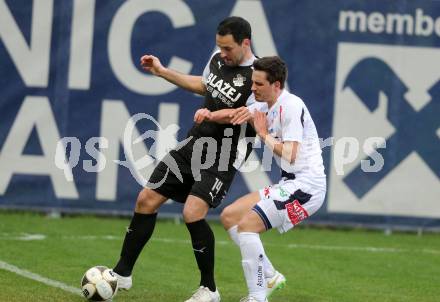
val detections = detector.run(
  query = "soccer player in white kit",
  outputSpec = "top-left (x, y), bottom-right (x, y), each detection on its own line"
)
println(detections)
top-left (223, 56), bottom-right (326, 302)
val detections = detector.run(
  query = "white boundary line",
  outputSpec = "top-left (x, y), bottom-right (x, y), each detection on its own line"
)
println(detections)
top-left (151, 238), bottom-right (440, 255)
top-left (62, 235), bottom-right (440, 255)
top-left (0, 260), bottom-right (82, 296)
top-left (1, 232), bottom-right (440, 255)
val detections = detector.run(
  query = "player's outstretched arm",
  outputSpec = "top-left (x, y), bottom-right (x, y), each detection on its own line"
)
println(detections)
top-left (194, 108), bottom-right (238, 124)
top-left (229, 106), bottom-right (253, 125)
top-left (140, 54), bottom-right (206, 96)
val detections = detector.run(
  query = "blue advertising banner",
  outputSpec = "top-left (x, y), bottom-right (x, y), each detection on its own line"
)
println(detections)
top-left (0, 0), bottom-right (439, 226)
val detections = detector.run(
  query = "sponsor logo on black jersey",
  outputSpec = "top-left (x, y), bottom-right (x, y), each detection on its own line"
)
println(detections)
top-left (206, 73), bottom-right (242, 107)
top-left (233, 74), bottom-right (246, 87)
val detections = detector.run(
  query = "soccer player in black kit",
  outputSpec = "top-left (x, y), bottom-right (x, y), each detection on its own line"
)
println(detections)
top-left (111, 17), bottom-right (269, 302)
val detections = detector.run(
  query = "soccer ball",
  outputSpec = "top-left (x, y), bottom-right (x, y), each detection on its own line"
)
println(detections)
top-left (81, 266), bottom-right (118, 301)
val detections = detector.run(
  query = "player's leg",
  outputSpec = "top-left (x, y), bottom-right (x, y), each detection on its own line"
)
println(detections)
top-left (183, 170), bottom-right (233, 302)
top-left (237, 181), bottom-right (299, 302)
top-left (237, 210), bottom-right (268, 302)
top-left (113, 151), bottom-right (191, 289)
top-left (113, 188), bottom-right (167, 285)
top-left (238, 179), bottom-right (325, 300)
top-left (183, 195), bottom-right (220, 302)
top-left (220, 191), bottom-right (276, 279)
top-left (220, 191), bottom-right (260, 236)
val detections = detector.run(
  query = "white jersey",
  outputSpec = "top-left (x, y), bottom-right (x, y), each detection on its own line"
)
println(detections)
top-left (249, 90), bottom-right (326, 188)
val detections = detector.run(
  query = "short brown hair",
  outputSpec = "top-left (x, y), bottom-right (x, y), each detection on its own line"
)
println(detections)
top-left (253, 56), bottom-right (287, 89)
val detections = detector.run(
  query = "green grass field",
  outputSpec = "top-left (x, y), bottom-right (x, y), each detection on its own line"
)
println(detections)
top-left (0, 211), bottom-right (439, 302)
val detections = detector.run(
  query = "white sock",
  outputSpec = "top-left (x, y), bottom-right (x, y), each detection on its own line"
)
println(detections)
top-left (228, 226), bottom-right (275, 278)
top-left (239, 232), bottom-right (267, 302)
top-left (227, 225), bottom-right (240, 246)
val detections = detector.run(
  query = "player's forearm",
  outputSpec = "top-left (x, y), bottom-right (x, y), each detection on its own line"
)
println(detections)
top-left (159, 68), bottom-right (206, 96)
top-left (260, 134), bottom-right (297, 164)
top-left (209, 109), bottom-right (237, 124)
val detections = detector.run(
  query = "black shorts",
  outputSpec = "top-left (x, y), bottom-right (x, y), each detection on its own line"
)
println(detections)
top-left (148, 143), bottom-right (236, 208)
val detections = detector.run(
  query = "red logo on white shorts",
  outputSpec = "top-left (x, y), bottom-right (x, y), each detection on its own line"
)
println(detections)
top-left (263, 187), bottom-right (270, 198)
top-left (286, 200), bottom-right (309, 225)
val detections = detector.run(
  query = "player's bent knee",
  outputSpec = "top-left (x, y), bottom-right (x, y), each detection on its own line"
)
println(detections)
top-left (237, 211), bottom-right (266, 233)
top-left (183, 205), bottom-right (207, 223)
top-left (183, 196), bottom-right (209, 223)
top-left (135, 188), bottom-right (164, 214)
top-left (237, 219), bottom-right (250, 232)
top-left (220, 205), bottom-right (236, 229)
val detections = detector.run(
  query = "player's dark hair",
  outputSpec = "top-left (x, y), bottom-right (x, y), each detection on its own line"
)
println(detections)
top-left (253, 56), bottom-right (287, 89)
top-left (217, 16), bottom-right (251, 44)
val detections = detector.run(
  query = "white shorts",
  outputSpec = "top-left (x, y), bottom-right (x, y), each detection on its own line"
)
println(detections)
top-left (253, 178), bottom-right (326, 233)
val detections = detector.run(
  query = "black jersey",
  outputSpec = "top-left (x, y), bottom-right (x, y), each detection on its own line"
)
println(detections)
top-left (187, 53), bottom-right (256, 166)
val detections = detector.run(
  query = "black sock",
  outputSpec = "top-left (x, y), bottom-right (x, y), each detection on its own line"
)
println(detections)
top-left (186, 219), bottom-right (216, 292)
top-left (113, 212), bottom-right (157, 276)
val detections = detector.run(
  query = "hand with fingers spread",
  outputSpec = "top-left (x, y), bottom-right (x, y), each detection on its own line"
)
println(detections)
top-left (140, 55), bottom-right (165, 76)
top-left (230, 106), bottom-right (252, 125)
top-left (194, 108), bottom-right (213, 124)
